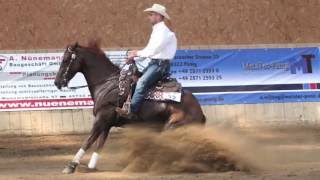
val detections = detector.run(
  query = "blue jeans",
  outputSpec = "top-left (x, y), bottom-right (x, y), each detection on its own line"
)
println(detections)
top-left (131, 59), bottom-right (170, 113)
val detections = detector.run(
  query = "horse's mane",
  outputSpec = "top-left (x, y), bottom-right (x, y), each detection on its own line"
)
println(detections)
top-left (81, 40), bottom-right (119, 71)
top-left (83, 40), bottom-right (106, 56)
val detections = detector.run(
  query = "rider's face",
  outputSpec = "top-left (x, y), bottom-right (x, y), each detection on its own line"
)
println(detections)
top-left (147, 12), bottom-right (164, 25)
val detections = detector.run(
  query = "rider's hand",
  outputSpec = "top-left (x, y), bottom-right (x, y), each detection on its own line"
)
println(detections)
top-left (126, 58), bottom-right (134, 64)
top-left (126, 50), bottom-right (138, 64)
top-left (128, 50), bottom-right (137, 59)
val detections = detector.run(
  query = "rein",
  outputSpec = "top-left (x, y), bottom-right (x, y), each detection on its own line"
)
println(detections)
top-left (67, 73), bottom-right (119, 90)
top-left (63, 48), bottom-right (130, 90)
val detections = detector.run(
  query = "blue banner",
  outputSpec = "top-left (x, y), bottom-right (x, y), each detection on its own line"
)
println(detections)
top-left (170, 47), bottom-right (320, 105)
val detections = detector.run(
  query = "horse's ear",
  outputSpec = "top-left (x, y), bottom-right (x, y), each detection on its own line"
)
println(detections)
top-left (70, 42), bottom-right (79, 51)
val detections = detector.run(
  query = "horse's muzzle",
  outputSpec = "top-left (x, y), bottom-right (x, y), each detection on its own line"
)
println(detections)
top-left (54, 81), bottom-right (62, 90)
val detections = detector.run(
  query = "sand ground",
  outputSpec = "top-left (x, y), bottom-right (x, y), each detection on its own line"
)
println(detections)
top-left (0, 126), bottom-right (320, 180)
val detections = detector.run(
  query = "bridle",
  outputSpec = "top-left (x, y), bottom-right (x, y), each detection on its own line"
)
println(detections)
top-left (60, 47), bottom-right (130, 90)
top-left (61, 46), bottom-right (77, 87)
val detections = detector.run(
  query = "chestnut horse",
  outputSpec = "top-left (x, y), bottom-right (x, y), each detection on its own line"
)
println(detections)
top-left (54, 42), bottom-right (206, 173)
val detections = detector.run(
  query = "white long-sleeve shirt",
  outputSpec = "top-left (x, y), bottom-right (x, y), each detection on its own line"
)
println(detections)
top-left (135, 21), bottom-right (177, 72)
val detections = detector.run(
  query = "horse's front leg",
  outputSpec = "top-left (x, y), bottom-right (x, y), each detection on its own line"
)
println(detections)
top-left (85, 118), bottom-right (114, 172)
top-left (62, 107), bottom-right (115, 174)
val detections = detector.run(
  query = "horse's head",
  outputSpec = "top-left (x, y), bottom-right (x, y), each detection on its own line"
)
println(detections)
top-left (54, 42), bottom-right (83, 90)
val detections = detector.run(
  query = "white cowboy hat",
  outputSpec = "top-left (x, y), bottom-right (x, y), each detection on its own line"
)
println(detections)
top-left (144, 4), bottom-right (170, 20)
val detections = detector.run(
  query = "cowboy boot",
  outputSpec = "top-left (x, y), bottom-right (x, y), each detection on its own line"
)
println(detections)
top-left (115, 107), bottom-right (139, 121)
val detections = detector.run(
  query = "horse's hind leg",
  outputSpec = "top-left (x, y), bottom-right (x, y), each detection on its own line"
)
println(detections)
top-left (163, 92), bottom-right (206, 130)
top-left (164, 91), bottom-right (206, 130)
top-left (163, 107), bottom-right (187, 130)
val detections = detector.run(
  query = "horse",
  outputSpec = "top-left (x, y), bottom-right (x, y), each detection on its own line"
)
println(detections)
top-left (54, 42), bottom-right (206, 174)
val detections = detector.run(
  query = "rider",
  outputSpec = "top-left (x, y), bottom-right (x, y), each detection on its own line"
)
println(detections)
top-left (116, 3), bottom-right (177, 120)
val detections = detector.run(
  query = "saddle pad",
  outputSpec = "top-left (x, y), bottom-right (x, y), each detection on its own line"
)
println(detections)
top-left (144, 78), bottom-right (182, 102)
top-left (155, 78), bottom-right (182, 92)
top-left (145, 90), bottom-right (182, 102)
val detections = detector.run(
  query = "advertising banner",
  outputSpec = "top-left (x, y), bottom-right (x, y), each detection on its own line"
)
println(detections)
top-left (171, 48), bottom-right (320, 105)
top-left (0, 47), bottom-right (319, 111)
top-left (0, 51), bottom-right (126, 111)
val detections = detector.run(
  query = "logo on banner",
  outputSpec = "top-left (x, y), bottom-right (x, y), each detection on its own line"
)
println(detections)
top-left (290, 54), bottom-right (315, 74)
top-left (0, 55), bottom-right (9, 72)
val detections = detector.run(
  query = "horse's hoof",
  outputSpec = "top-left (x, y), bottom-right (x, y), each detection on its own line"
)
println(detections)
top-left (62, 162), bottom-right (78, 174)
top-left (77, 164), bottom-right (99, 173)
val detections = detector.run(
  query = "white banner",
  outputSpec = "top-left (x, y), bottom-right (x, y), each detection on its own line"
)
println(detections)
top-left (0, 51), bottom-right (127, 111)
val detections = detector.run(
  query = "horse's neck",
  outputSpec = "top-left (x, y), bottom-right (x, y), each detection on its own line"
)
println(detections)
top-left (79, 49), bottom-right (119, 99)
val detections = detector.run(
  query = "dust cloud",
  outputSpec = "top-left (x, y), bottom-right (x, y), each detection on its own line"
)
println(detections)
top-left (116, 124), bottom-right (320, 174)
top-left (118, 126), bottom-right (260, 173)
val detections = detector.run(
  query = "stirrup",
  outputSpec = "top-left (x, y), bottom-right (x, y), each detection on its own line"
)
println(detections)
top-left (122, 101), bottom-right (131, 114)
top-left (119, 88), bottom-right (132, 114)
